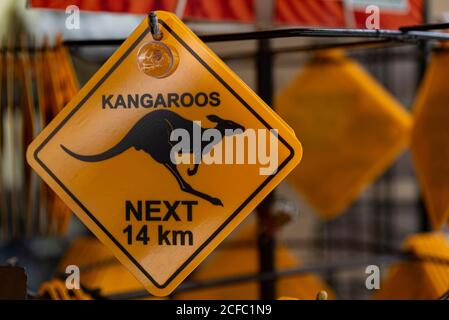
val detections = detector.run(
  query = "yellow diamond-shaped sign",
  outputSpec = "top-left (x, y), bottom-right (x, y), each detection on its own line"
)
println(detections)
top-left (411, 49), bottom-right (449, 229)
top-left (26, 11), bottom-right (302, 296)
top-left (276, 50), bottom-right (410, 219)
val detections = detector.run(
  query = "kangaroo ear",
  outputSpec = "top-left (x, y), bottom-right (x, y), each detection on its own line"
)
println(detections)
top-left (207, 115), bottom-right (222, 123)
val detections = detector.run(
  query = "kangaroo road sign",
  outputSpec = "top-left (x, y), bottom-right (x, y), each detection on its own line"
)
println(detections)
top-left (27, 11), bottom-right (302, 296)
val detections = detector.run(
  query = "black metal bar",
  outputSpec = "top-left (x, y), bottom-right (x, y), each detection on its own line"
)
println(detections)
top-left (400, 22), bottom-right (449, 32)
top-left (418, 197), bottom-right (431, 232)
top-left (255, 38), bottom-right (276, 300)
top-left (416, 0), bottom-right (431, 233)
top-left (272, 39), bottom-right (396, 54)
top-left (201, 28), bottom-right (396, 42)
top-left (417, 0), bottom-right (430, 82)
top-left (220, 40), bottom-right (396, 62)
top-left (63, 39), bottom-right (124, 47)
top-left (148, 12), bottom-right (163, 40)
top-left (187, 28), bottom-right (449, 43)
top-left (322, 222), bottom-right (335, 295)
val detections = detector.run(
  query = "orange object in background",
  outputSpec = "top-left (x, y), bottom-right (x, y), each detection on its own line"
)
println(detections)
top-left (29, 0), bottom-right (422, 29)
top-left (411, 47), bottom-right (449, 230)
top-left (29, 0), bottom-right (177, 14)
top-left (276, 0), bottom-right (422, 28)
top-left (350, 0), bottom-right (423, 29)
top-left (29, 0), bottom-right (255, 22)
top-left (374, 233), bottom-right (449, 300)
top-left (276, 50), bottom-right (411, 219)
top-left (275, 0), bottom-right (346, 27)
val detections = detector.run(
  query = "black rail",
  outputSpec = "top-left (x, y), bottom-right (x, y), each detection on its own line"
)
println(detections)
top-left (62, 24), bottom-right (449, 49)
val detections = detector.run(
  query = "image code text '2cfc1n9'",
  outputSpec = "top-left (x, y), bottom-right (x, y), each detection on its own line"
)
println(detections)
top-left (26, 11), bottom-right (302, 296)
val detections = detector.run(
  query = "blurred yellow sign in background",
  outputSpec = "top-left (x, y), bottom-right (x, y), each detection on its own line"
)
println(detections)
top-left (276, 50), bottom-right (411, 219)
top-left (411, 48), bottom-right (449, 229)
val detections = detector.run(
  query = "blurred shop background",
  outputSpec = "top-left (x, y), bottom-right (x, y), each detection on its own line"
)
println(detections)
top-left (1, 0), bottom-right (449, 300)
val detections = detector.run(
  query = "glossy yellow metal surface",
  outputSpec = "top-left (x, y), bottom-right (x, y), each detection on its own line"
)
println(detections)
top-left (27, 11), bottom-right (302, 296)
top-left (276, 50), bottom-right (411, 219)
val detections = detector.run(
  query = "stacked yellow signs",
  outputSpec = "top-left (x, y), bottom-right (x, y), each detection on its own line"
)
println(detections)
top-left (276, 50), bottom-right (411, 219)
top-left (374, 233), bottom-right (449, 300)
top-left (411, 48), bottom-right (449, 229)
top-left (27, 11), bottom-right (302, 296)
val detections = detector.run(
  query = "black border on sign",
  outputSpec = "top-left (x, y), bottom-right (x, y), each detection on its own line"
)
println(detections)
top-left (33, 20), bottom-right (295, 289)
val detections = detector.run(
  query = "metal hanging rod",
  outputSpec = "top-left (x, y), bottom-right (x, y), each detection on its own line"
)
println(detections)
top-left (200, 28), bottom-right (449, 43)
top-left (271, 39), bottom-right (396, 53)
top-left (400, 22), bottom-right (449, 32)
top-left (62, 25), bottom-right (449, 48)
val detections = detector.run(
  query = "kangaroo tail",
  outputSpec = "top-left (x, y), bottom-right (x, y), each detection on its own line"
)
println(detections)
top-left (61, 138), bottom-right (130, 162)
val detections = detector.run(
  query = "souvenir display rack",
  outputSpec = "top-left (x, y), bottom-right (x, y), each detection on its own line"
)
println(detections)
top-left (46, 16), bottom-right (449, 299)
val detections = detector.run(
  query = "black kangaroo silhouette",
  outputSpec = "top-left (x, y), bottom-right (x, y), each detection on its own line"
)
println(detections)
top-left (60, 110), bottom-right (245, 206)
